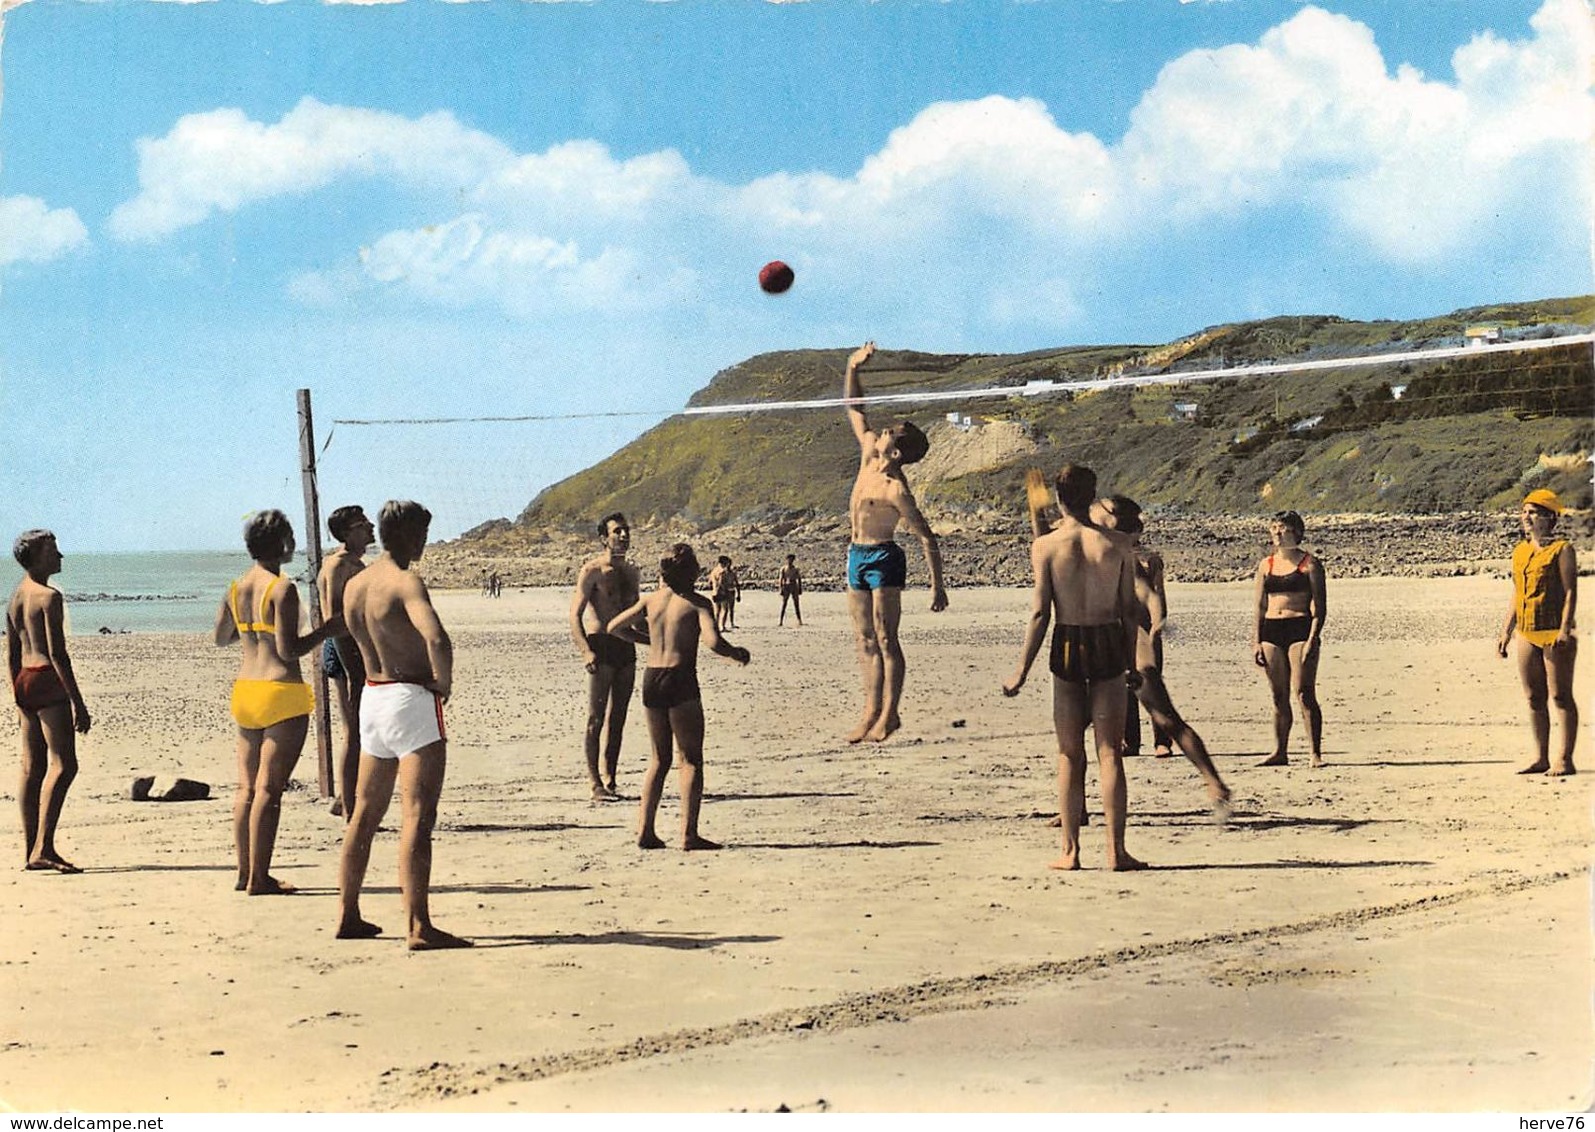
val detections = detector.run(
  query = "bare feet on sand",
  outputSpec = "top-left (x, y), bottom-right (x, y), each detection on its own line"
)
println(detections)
top-left (408, 926), bottom-right (473, 951)
top-left (1546, 763), bottom-right (1577, 777)
top-left (592, 783), bottom-right (620, 802)
top-left (866, 714), bottom-right (901, 743)
top-left (1516, 761), bottom-right (1551, 774)
top-left (25, 856), bottom-right (81, 874)
top-left (683, 835), bottom-right (722, 851)
top-left (1154, 745), bottom-right (1174, 758)
top-left (1047, 851), bottom-right (1080, 871)
top-left (1258, 753), bottom-right (1289, 767)
top-left (247, 876), bottom-right (298, 895)
top-left (845, 719), bottom-right (873, 744)
top-left (336, 918), bottom-right (383, 940)
top-left (638, 832), bottom-right (667, 850)
top-left (1108, 853), bottom-right (1150, 872)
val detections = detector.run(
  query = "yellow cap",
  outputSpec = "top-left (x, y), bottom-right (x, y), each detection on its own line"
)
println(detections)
top-left (1523, 488), bottom-right (1564, 515)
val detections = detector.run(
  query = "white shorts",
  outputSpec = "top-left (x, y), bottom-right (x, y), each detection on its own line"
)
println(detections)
top-left (360, 681), bottom-right (445, 760)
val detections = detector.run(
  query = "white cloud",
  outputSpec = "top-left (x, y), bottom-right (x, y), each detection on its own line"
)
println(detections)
top-left (1118, 2), bottom-right (1592, 259)
top-left (108, 97), bottom-right (513, 241)
top-left (0, 195), bottom-right (89, 266)
top-left (113, 1), bottom-right (1591, 333)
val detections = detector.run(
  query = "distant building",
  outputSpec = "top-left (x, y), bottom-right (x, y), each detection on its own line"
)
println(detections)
top-left (1391, 384), bottom-right (1409, 400)
top-left (944, 412), bottom-right (975, 431)
top-left (1233, 424), bottom-right (1262, 444)
top-left (1289, 414), bottom-right (1325, 433)
top-left (1172, 401), bottom-right (1201, 423)
top-left (1465, 326), bottom-right (1501, 348)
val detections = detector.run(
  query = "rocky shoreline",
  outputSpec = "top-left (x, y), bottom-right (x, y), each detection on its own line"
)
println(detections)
top-left (421, 508), bottom-right (1593, 592)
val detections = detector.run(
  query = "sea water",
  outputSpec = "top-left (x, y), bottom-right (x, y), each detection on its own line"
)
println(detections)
top-left (0, 551), bottom-right (311, 635)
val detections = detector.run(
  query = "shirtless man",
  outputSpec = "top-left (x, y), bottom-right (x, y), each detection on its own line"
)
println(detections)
top-left (1092, 496), bottom-right (1231, 819)
top-left (708, 556), bottom-right (740, 632)
top-left (336, 500), bottom-right (469, 950)
top-left (1003, 465), bottom-right (1146, 872)
top-left (570, 513), bottom-right (642, 800)
top-left (778, 554), bottom-right (804, 627)
top-left (6, 531), bottom-right (90, 873)
top-left (317, 505), bottom-right (375, 821)
top-left (842, 341), bottom-right (948, 743)
top-left (608, 543), bottom-right (750, 851)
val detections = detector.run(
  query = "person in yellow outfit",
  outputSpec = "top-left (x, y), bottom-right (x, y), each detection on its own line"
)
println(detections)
top-left (1498, 489), bottom-right (1578, 776)
top-left (215, 509), bottom-right (341, 894)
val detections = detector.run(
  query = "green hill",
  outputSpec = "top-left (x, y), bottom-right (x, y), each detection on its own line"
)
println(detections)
top-left (506, 296), bottom-right (1592, 530)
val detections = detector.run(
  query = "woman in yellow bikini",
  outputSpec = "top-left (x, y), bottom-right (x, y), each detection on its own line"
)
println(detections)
top-left (214, 509), bottom-right (341, 894)
top-left (1252, 510), bottom-right (1327, 767)
top-left (1499, 489), bottom-right (1578, 777)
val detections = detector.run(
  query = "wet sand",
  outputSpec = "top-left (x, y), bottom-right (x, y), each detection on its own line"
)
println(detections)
top-left (0, 579), bottom-right (1588, 1112)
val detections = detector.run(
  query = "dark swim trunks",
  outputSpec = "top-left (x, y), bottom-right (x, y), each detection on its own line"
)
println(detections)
top-left (847, 542), bottom-right (908, 591)
top-left (1259, 615), bottom-right (1313, 649)
top-left (14, 665), bottom-right (70, 712)
top-left (589, 632), bottom-right (637, 669)
top-left (1049, 623), bottom-right (1129, 684)
top-left (641, 666), bottom-right (701, 711)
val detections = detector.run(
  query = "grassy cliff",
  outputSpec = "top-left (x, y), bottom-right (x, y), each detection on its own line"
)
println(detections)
top-left (504, 295), bottom-right (1592, 535)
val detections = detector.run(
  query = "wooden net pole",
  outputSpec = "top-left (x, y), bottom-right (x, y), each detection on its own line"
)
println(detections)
top-left (297, 389), bottom-right (334, 800)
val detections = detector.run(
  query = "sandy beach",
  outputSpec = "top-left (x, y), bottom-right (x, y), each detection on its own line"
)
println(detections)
top-left (0, 578), bottom-right (1589, 1113)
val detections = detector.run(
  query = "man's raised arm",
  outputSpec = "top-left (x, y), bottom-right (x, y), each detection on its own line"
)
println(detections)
top-left (843, 341), bottom-right (877, 449)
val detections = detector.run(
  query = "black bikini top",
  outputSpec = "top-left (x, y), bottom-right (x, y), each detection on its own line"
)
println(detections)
top-left (1261, 553), bottom-right (1313, 595)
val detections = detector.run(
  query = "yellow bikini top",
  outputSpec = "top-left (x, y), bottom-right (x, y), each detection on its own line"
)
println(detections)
top-left (229, 575), bottom-right (283, 635)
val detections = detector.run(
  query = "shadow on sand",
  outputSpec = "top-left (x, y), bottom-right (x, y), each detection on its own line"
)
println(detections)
top-left (465, 930), bottom-right (783, 951)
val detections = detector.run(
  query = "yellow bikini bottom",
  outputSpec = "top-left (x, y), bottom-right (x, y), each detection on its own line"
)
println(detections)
top-left (231, 679), bottom-right (314, 730)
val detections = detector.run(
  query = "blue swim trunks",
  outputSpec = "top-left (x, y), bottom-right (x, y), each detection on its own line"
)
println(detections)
top-left (322, 637), bottom-right (346, 680)
top-left (847, 542), bottom-right (908, 591)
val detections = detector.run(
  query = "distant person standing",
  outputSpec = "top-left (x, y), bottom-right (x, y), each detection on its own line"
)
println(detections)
top-left (318, 504), bottom-right (375, 821)
top-left (336, 500), bottom-right (470, 950)
top-left (1003, 465), bottom-right (1144, 872)
top-left (6, 530), bottom-right (91, 873)
top-left (1252, 510), bottom-right (1327, 767)
top-left (216, 510), bottom-right (341, 895)
top-left (841, 341), bottom-right (948, 743)
top-left (1499, 489), bottom-right (1578, 776)
top-left (608, 543), bottom-right (750, 851)
top-left (778, 554), bottom-right (804, 627)
top-left (570, 513), bottom-right (641, 800)
top-left (708, 556), bottom-right (740, 631)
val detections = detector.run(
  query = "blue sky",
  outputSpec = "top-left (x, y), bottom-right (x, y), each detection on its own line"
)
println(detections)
top-left (0, 0), bottom-right (1588, 552)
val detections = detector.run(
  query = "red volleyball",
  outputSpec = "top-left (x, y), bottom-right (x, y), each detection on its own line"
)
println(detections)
top-left (758, 260), bottom-right (795, 294)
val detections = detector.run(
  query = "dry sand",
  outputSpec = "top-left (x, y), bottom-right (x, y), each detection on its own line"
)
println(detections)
top-left (0, 578), bottom-right (1589, 1113)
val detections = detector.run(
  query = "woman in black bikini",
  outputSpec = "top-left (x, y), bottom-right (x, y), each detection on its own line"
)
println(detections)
top-left (1252, 510), bottom-right (1326, 767)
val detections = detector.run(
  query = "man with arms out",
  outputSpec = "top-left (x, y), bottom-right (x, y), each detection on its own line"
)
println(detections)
top-left (608, 543), bottom-right (750, 851)
top-left (778, 554), bottom-right (804, 627)
top-left (842, 341), bottom-right (948, 743)
top-left (7, 530), bottom-right (90, 873)
top-left (318, 504), bottom-right (375, 821)
top-left (1092, 496), bottom-right (1231, 819)
top-left (570, 513), bottom-right (642, 800)
top-left (336, 500), bottom-right (470, 950)
top-left (1003, 465), bottom-right (1145, 871)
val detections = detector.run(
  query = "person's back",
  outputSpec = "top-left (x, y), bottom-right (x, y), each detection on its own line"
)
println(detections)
top-left (1036, 516), bottom-right (1129, 627)
top-left (641, 587), bottom-right (707, 671)
top-left (345, 559), bottom-right (439, 684)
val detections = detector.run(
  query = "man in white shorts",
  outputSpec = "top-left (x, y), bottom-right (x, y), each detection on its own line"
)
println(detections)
top-left (335, 500), bottom-right (470, 950)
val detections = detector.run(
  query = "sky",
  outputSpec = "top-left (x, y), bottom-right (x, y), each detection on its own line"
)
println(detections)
top-left (0, 0), bottom-right (1589, 553)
